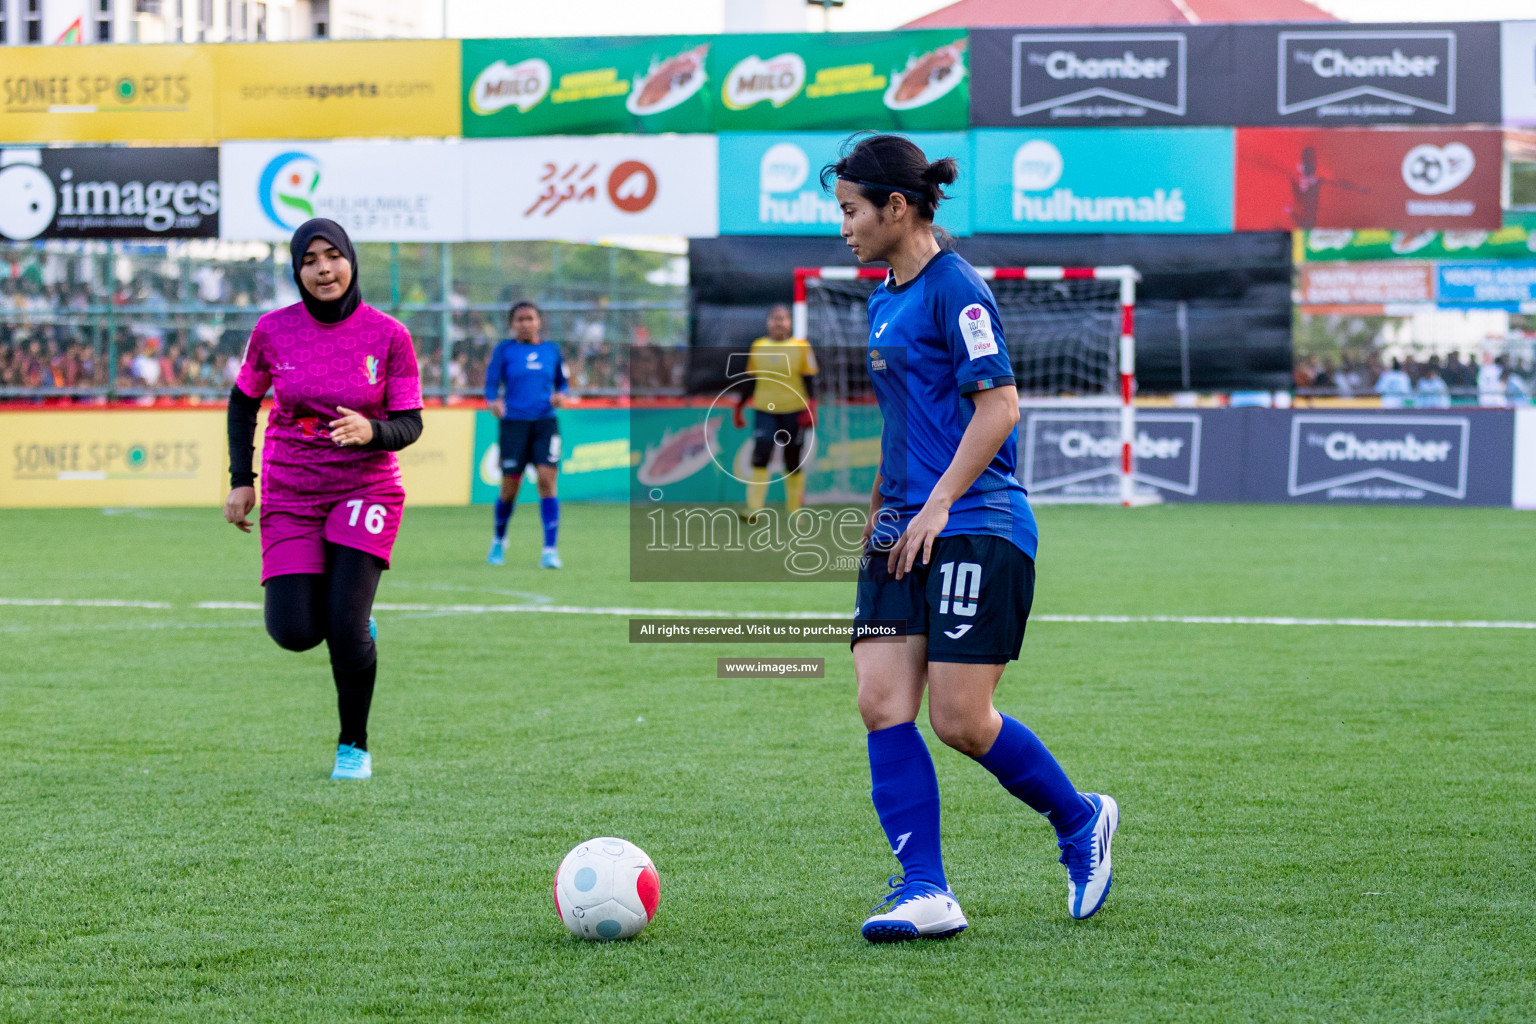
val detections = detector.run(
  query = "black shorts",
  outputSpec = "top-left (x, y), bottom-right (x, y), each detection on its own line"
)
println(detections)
top-left (852, 534), bottom-right (1035, 664)
top-left (498, 417), bottom-right (560, 476)
top-left (753, 410), bottom-right (805, 447)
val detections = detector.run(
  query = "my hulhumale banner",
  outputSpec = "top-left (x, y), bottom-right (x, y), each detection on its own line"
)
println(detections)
top-left (718, 132), bottom-right (970, 236)
top-left (461, 36), bottom-right (713, 137)
top-left (971, 128), bottom-right (1234, 234)
top-left (709, 30), bottom-right (968, 132)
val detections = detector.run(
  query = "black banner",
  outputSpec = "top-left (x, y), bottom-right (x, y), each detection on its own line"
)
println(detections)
top-left (970, 22), bottom-right (1502, 128)
top-left (0, 146), bottom-right (219, 240)
top-left (971, 26), bottom-right (1235, 126)
top-left (1233, 22), bottom-right (1502, 125)
top-left (1018, 408), bottom-right (1515, 506)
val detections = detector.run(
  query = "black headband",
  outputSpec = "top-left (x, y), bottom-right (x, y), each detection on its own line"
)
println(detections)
top-left (837, 174), bottom-right (925, 201)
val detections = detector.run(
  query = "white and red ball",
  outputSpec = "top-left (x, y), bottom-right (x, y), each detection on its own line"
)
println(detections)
top-left (553, 837), bottom-right (659, 941)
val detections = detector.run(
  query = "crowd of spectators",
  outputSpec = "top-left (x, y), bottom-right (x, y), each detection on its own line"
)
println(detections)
top-left (1295, 351), bottom-right (1533, 406)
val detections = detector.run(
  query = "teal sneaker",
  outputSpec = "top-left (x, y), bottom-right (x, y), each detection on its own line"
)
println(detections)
top-left (331, 743), bottom-right (372, 780)
top-left (367, 615), bottom-right (377, 642)
top-left (540, 547), bottom-right (563, 569)
top-left (488, 539), bottom-right (506, 566)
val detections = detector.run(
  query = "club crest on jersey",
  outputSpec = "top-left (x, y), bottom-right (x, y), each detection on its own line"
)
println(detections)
top-left (869, 349), bottom-right (887, 372)
top-left (959, 304), bottom-right (996, 360)
top-left (364, 355), bottom-right (379, 385)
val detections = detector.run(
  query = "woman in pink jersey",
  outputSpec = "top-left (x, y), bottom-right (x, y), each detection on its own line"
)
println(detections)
top-left (223, 218), bottom-right (423, 781)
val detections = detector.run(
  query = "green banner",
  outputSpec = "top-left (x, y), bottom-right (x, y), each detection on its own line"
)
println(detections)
top-left (1302, 226), bottom-right (1536, 263)
top-left (709, 30), bottom-right (968, 132)
top-left (471, 409), bottom-right (631, 504)
top-left (629, 404), bottom-right (881, 506)
top-left (462, 36), bottom-right (713, 137)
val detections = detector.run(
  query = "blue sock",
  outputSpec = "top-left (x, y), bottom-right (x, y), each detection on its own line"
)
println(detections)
top-left (493, 499), bottom-right (512, 540)
top-left (867, 722), bottom-right (947, 890)
top-left (540, 496), bottom-right (559, 548)
top-left (975, 714), bottom-right (1094, 838)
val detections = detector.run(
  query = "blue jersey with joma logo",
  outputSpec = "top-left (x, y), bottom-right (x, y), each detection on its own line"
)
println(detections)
top-left (865, 250), bottom-right (1037, 558)
top-left (485, 339), bottom-right (568, 420)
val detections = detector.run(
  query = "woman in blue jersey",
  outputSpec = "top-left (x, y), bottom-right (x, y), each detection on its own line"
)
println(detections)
top-left (485, 301), bottom-right (568, 568)
top-left (827, 134), bottom-right (1119, 942)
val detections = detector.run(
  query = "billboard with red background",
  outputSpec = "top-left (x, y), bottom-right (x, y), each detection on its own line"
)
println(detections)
top-left (1235, 128), bottom-right (1502, 231)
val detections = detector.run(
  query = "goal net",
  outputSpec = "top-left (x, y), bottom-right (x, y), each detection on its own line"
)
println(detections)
top-left (794, 265), bottom-right (1145, 506)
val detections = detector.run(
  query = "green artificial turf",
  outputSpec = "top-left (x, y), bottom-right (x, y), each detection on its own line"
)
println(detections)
top-left (1, 503), bottom-right (1532, 1022)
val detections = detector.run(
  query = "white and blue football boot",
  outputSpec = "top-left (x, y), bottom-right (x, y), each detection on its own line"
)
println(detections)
top-left (331, 743), bottom-right (372, 780)
top-left (487, 538), bottom-right (506, 566)
top-left (539, 547), bottom-right (563, 569)
top-left (1058, 792), bottom-right (1119, 919)
top-left (861, 876), bottom-right (968, 943)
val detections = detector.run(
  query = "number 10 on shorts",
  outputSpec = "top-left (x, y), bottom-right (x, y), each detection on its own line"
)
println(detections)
top-left (937, 561), bottom-right (981, 616)
top-left (346, 499), bottom-right (389, 535)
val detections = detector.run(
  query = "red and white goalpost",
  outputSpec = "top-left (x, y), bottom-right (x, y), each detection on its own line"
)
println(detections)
top-left (793, 265), bottom-right (1142, 506)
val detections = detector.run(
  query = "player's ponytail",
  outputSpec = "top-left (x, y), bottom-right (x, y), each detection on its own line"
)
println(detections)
top-left (818, 132), bottom-right (955, 222)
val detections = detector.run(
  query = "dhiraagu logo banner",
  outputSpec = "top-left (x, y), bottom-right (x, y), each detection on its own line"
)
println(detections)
top-left (718, 132), bottom-right (970, 236)
top-left (971, 128), bottom-right (1233, 234)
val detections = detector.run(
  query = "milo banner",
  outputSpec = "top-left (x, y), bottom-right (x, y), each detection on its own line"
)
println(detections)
top-left (471, 408), bottom-right (631, 504)
top-left (709, 30), bottom-right (968, 132)
top-left (1301, 227), bottom-right (1536, 263)
top-left (461, 36), bottom-right (713, 137)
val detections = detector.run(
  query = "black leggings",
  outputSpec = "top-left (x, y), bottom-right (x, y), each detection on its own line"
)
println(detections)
top-left (264, 543), bottom-right (384, 748)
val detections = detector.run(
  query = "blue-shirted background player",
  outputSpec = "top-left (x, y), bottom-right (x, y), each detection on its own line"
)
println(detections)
top-left (485, 301), bottom-right (568, 569)
top-left (825, 134), bottom-right (1120, 942)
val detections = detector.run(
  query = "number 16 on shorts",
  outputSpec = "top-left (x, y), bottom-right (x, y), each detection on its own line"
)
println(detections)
top-left (322, 494), bottom-right (404, 562)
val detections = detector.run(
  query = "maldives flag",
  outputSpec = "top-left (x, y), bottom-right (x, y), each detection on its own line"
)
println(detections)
top-left (53, 17), bottom-right (83, 45)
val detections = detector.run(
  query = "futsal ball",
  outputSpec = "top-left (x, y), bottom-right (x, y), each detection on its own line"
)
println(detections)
top-left (553, 837), bottom-right (660, 941)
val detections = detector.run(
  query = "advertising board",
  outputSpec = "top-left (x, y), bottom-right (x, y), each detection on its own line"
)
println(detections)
top-left (1233, 23), bottom-right (1502, 125)
top-left (0, 45), bottom-right (217, 142)
top-left (972, 128), bottom-right (1234, 234)
top-left (970, 26), bottom-right (1234, 126)
top-left (1297, 263), bottom-right (1435, 306)
top-left (1235, 128), bottom-right (1503, 231)
top-left (1436, 262), bottom-right (1536, 309)
top-left (214, 40), bottom-right (460, 140)
top-left (710, 30), bottom-right (968, 132)
top-left (1301, 226), bottom-right (1536, 262)
top-left (717, 131), bottom-right (968, 236)
top-left (463, 135), bottom-right (717, 241)
top-left (0, 147), bottom-right (218, 241)
top-left (220, 140), bottom-right (464, 243)
top-left (462, 36), bottom-right (713, 137)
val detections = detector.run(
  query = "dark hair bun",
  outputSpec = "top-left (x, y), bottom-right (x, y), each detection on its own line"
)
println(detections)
top-left (923, 158), bottom-right (958, 189)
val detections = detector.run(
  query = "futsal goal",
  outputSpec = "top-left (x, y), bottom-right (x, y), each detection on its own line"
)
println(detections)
top-left (793, 265), bottom-right (1147, 506)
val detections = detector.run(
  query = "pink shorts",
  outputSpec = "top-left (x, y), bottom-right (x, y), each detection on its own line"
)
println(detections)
top-left (259, 494), bottom-right (405, 583)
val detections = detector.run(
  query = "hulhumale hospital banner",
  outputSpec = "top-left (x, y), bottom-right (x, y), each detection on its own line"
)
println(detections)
top-left (709, 30), bottom-right (968, 132)
top-left (220, 140), bottom-right (465, 243)
top-left (970, 128), bottom-right (1234, 234)
top-left (462, 36), bottom-right (714, 137)
top-left (717, 132), bottom-right (969, 236)
top-left (1234, 128), bottom-right (1503, 232)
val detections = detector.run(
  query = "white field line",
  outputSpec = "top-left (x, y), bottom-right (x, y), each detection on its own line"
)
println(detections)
top-left (7, 600), bottom-right (1535, 631)
top-left (0, 597), bottom-right (171, 608)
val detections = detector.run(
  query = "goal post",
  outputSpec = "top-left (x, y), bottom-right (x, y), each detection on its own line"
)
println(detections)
top-left (794, 265), bottom-right (1144, 507)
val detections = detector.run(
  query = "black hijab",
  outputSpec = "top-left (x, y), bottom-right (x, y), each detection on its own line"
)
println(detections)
top-left (290, 218), bottom-right (361, 324)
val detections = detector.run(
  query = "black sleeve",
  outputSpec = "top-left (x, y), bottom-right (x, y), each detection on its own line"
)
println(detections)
top-left (736, 373), bottom-right (756, 405)
top-left (227, 386), bottom-right (262, 488)
top-left (364, 408), bottom-right (423, 452)
top-left (802, 372), bottom-right (816, 401)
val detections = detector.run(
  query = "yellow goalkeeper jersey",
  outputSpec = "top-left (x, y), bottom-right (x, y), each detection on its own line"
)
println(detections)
top-left (746, 337), bottom-right (818, 413)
